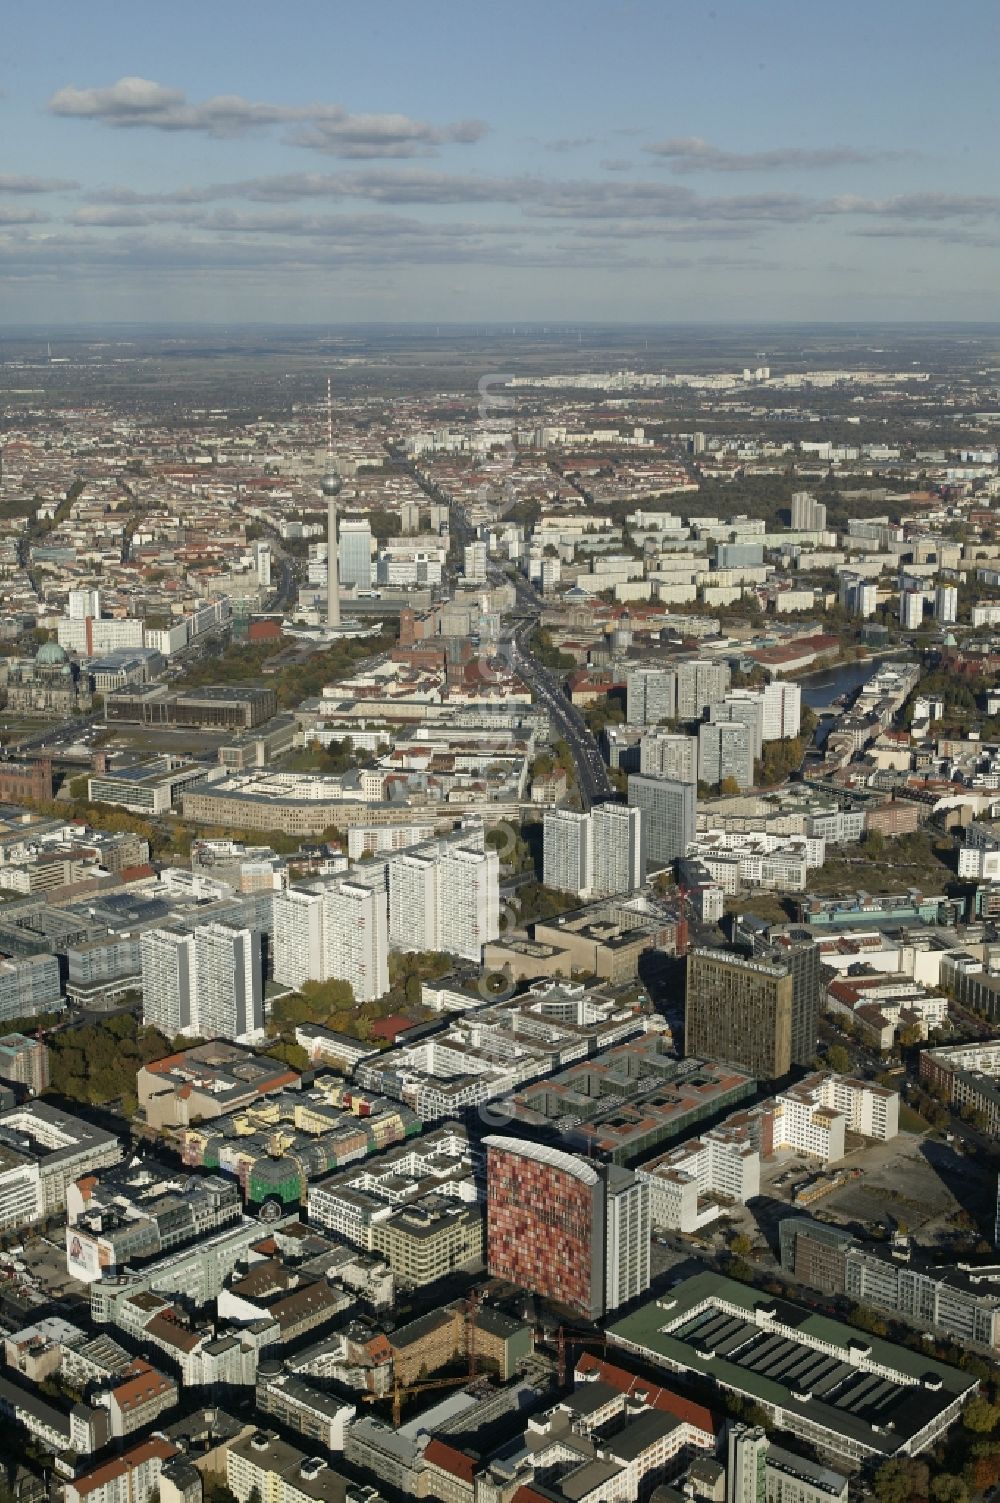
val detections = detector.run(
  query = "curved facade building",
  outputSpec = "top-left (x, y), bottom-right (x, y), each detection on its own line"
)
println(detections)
top-left (484, 1135), bottom-right (649, 1320)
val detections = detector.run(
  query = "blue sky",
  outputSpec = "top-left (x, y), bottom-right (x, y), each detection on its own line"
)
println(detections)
top-left (2, 0), bottom-right (999, 324)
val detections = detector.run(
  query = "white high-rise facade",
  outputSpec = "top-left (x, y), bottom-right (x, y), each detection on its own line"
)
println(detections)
top-left (339, 519), bottom-right (373, 591)
top-left (387, 837), bottom-right (499, 962)
top-left (900, 589), bottom-right (924, 629)
top-left (934, 584), bottom-right (958, 624)
top-left (439, 846), bottom-right (500, 961)
top-left (388, 850), bottom-right (440, 952)
top-left (543, 809), bottom-right (593, 896)
top-left (463, 541), bottom-right (488, 584)
top-left (274, 880), bottom-right (389, 1002)
top-left (675, 660), bottom-right (730, 721)
top-left (719, 691), bottom-right (765, 758)
top-left (591, 804), bottom-right (643, 896)
top-left (699, 718), bottom-right (754, 791)
top-left (604, 1170), bottom-right (650, 1313)
top-left (639, 731), bottom-right (698, 783)
top-left (68, 587), bottom-right (100, 621)
top-left (272, 889), bottom-right (325, 991)
top-left (626, 668), bottom-right (676, 726)
top-left (727, 1425), bottom-right (769, 1503)
top-left (195, 924), bottom-right (262, 1042)
top-left (323, 881), bottom-right (388, 1003)
top-left (790, 492), bottom-right (827, 532)
top-left (140, 929), bottom-right (195, 1036)
top-left (142, 923), bottom-right (262, 1042)
top-left (254, 541), bottom-right (272, 590)
top-left (840, 572), bottom-right (877, 618)
top-left (761, 680), bottom-right (802, 741)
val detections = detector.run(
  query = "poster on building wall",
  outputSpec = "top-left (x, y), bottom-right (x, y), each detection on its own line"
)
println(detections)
top-left (66, 1231), bottom-right (101, 1281)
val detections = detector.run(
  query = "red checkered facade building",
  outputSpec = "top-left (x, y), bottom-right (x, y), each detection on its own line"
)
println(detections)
top-left (485, 1136), bottom-right (649, 1320)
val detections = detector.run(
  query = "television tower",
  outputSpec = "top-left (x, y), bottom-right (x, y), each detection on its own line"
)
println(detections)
top-left (321, 377), bottom-right (342, 630)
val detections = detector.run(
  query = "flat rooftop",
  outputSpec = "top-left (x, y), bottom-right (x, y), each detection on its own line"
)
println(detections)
top-left (609, 1271), bottom-right (975, 1457)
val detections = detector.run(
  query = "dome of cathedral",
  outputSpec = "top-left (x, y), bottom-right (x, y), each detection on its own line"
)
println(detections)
top-left (36, 640), bottom-right (69, 666)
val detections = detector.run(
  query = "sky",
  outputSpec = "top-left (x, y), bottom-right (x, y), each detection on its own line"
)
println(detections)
top-left (2, 0), bottom-right (999, 325)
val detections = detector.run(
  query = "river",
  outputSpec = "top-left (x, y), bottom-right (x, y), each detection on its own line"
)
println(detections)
top-left (798, 657), bottom-right (906, 712)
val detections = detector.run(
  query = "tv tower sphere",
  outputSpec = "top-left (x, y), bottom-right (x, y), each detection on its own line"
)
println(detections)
top-left (321, 470), bottom-right (343, 498)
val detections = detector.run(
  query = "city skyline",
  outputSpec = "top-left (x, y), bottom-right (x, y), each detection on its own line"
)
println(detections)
top-left (2, 0), bottom-right (1000, 323)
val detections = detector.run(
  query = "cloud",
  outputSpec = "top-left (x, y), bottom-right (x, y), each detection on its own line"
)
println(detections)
top-left (826, 192), bottom-right (1000, 219)
top-left (78, 169), bottom-right (823, 227)
top-left (216, 169), bottom-right (817, 222)
top-left (0, 224), bottom-right (666, 280)
top-left (644, 136), bottom-right (903, 173)
top-left (226, 169), bottom-right (518, 205)
top-left (851, 225), bottom-right (1000, 248)
top-left (537, 136), bottom-right (596, 152)
top-left (0, 207), bottom-right (49, 225)
top-left (71, 204), bottom-right (203, 228)
top-left (600, 159), bottom-right (632, 173)
top-left (71, 203), bottom-right (524, 244)
top-left (81, 184), bottom-right (223, 206)
top-left (78, 167), bottom-right (1000, 243)
top-left (520, 181), bottom-right (814, 222)
top-left (568, 221), bottom-right (758, 241)
top-left (48, 77), bottom-right (486, 156)
top-left (0, 174), bottom-right (78, 193)
top-left (287, 113), bottom-right (486, 158)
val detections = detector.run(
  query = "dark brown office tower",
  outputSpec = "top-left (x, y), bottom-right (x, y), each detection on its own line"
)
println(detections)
top-left (685, 947), bottom-right (793, 1080)
top-left (754, 929), bottom-right (821, 1068)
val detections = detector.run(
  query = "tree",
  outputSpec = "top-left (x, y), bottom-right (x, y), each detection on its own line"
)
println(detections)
top-left (529, 627), bottom-right (575, 672)
top-left (963, 1394), bottom-right (999, 1433)
top-left (866, 827), bottom-right (886, 857)
top-left (871, 1457), bottom-right (930, 1503)
top-left (826, 1044), bottom-right (851, 1075)
top-left (929, 1476), bottom-right (967, 1503)
top-left (847, 1303), bottom-right (888, 1337)
top-left (299, 978), bottom-right (356, 1013)
top-left (719, 776), bottom-right (742, 797)
top-left (47, 1015), bottom-right (170, 1114)
top-left (969, 1452), bottom-right (1000, 1491)
top-left (263, 1040), bottom-right (309, 1071)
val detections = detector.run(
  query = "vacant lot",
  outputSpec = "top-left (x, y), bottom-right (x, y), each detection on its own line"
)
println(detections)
top-left (816, 1131), bottom-right (987, 1243)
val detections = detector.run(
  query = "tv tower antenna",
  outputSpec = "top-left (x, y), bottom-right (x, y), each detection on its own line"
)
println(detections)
top-left (321, 377), bottom-right (342, 631)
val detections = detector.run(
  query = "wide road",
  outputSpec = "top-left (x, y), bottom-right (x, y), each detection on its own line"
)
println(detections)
top-left (504, 579), bottom-right (613, 812)
top-left (451, 504), bottom-right (614, 810)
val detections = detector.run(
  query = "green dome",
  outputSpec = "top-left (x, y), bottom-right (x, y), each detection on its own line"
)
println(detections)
top-left (36, 640), bottom-right (68, 666)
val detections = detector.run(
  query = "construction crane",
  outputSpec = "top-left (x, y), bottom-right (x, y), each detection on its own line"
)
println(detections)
top-left (555, 1325), bottom-right (608, 1387)
top-left (363, 1372), bottom-right (473, 1430)
top-left (363, 1288), bottom-right (482, 1428)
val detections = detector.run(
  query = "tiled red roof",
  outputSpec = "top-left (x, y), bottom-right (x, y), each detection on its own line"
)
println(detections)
top-left (512, 1488), bottom-right (552, 1503)
top-left (574, 1353), bottom-right (718, 1435)
top-left (71, 1439), bottom-right (177, 1498)
top-left (424, 1440), bottom-right (476, 1483)
top-left (371, 1014), bottom-right (413, 1041)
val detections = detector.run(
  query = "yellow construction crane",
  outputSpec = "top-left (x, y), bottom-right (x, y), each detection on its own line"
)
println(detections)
top-left (363, 1372), bottom-right (472, 1430)
top-left (364, 1289), bottom-right (482, 1428)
